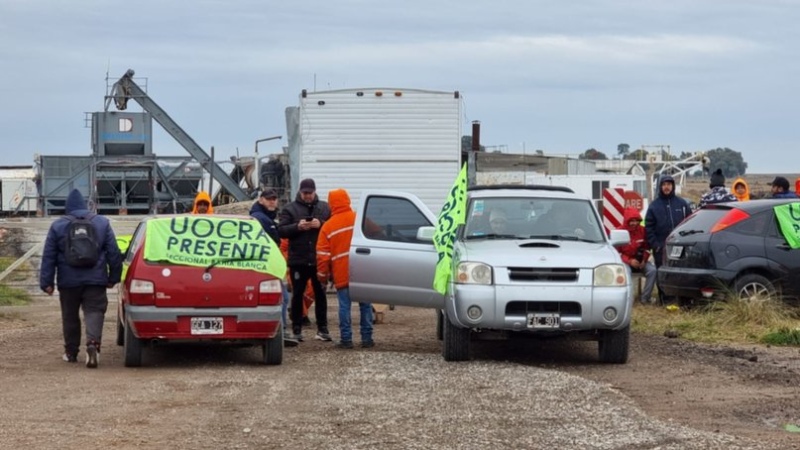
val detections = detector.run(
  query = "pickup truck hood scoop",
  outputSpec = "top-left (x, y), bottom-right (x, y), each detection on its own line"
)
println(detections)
top-left (518, 241), bottom-right (560, 248)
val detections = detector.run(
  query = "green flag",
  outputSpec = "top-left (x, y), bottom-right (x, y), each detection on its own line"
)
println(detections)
top-left (774, 203), bottom-right (800, 249)
top-left (432, 164), bottom-right (468, 294)
top-left (143, 216), bottom-right (287, 279)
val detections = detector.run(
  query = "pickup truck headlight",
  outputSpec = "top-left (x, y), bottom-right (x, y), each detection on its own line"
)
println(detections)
top-left (593, 264), bottom-right (628, 287)
top-left (456, 262), bottom-right (493, 285)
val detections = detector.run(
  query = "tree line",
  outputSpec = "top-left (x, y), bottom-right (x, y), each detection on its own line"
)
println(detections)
top-left (461, 137), bottom-right (749, 178)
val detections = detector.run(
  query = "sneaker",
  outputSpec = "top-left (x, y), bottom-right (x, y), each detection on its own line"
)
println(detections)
top-left (336, 341), bottom-right (354, 349)
top-left (62, 352), bottom-right (78, 363)
top-left (283, 331), bottom-right (299, 347)
top-left (291, 326), bottom-right (304, 342)
top-left (361, 340), bottom-right (375, 348)
top-left (85, 345), bottom-right (99, 368)
top-left (315, 329), bottom-right (333, 341)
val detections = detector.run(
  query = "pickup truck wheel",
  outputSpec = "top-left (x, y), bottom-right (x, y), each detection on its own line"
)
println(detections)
top-left (123, 318), bottom-right (142, 367)
top-left (598, 325), bottom-right (630, 364)
top-left (442, 313), bottom-right (470, 361)
top-left (436, 310), bottom-right (444, 341)
top-left (262, 335), bottom-right (283, 365)
top-left (115, 315), bottom-right (124, 346)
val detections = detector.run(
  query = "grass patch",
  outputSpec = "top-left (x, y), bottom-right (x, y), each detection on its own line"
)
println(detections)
top-left (632, 298), bottom-right (800, 346)
top-left (0, 284), bottom-right (31, 306)
top-left (762, 328), bottom-right (800, 346)
top-left (0, 256), bottom-right (32, 306)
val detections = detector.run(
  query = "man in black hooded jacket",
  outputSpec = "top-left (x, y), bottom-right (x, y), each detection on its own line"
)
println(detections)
top-left (645, 174), bottom-right (692, 304)
top-left (39, 189), bottom-right (122, 368)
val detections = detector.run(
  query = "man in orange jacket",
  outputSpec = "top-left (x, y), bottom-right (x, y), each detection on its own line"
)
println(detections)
top-left (317, 188), bottom-right (373, 349)
top-left (731, 177), bottom-right (750, 202)
top-left (191, 191), bottom-right (214, 214)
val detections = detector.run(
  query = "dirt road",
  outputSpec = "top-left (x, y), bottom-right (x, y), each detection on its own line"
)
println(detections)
top-left (1, 295), bottom-right (799, 449)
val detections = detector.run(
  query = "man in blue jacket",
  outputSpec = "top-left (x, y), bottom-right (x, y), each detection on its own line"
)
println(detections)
top-left (249, 188), bottom-right (298, 347)
top-left (645, 175), bottom-right (692, 304)
top-left (770, 176), bottom-right (798, 199)
top-left (39, 189), bottom-right (122, 368)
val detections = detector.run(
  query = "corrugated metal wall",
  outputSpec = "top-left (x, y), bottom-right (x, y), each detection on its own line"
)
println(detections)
top-left (292, 88), bottom-right (462, 214)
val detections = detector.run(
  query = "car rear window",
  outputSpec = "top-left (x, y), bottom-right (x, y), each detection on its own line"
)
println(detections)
top-left (729, 210), bottom-right (771, 236)
top-left (673, 209), bottom-right (728, 233)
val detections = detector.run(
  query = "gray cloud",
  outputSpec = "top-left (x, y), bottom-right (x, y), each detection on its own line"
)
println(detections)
top-left (0, 0), bottom-right (798, 172)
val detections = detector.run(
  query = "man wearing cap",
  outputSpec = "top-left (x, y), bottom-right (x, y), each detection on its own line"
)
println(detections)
top-left (770, 176), bottom-right (798, 199)
top-left (250, 189), bottom-right (298, 347)
top-left (698, 169), bottom-right (737, 208)
top-left (278, 178), bottom-right (332, 342)
top-left (250, 189), bottom-right (280, 243)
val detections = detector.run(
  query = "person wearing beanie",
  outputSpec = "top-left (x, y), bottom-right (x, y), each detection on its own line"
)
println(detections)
top-left (698, 169), bottom-right (737, 208)
top-left (732, 177), bottom-right (750, 202)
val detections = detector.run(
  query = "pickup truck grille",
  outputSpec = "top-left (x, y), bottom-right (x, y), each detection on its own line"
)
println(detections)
top-left (506, 301), bottom-right (582, 316)
top-left (507, 267), bottom-right (579, 282)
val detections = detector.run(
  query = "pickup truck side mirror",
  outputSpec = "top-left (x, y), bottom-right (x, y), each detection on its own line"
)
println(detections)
top-left (608, 229), bottom-right (631, 247)
top-left (416, 226), bottom-right (436, 242)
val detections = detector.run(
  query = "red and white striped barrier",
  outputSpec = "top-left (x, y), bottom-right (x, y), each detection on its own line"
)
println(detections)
top-left (602, 188), bottom-right (625, 233)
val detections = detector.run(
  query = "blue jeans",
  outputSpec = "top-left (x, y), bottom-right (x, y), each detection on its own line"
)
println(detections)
top-left (336, 287), bottom-right (373, 343)
top-left (281, 282), bottom-right (290, 331)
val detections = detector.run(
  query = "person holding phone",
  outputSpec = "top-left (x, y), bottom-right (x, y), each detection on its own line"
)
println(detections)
top-left (278, 178), bottom-right (332, 342)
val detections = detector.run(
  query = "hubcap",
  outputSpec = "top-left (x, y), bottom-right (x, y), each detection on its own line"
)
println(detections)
top-left (739, 282), bottom-right (772, 301)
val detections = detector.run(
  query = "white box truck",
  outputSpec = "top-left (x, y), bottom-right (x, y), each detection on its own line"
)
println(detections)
top-left (284, 88), bottom-right (463, 214)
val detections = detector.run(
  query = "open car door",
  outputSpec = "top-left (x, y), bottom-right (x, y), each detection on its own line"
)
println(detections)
top-left (350, 190), bottom-right (445, 309)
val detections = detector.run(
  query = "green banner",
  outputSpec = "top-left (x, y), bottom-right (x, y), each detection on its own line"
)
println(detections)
top-left (774, 203), bottom-right (800, 249)
top-left (432, 164), bottom-right (468, 294)
top-left (117, 235), bottom-right (132, 254)
top-left (143, 216), bottom-right (286, 278)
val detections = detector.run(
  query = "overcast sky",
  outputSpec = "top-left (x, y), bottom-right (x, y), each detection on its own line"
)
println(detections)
top-left (1, 0), bottom-right (798, 174)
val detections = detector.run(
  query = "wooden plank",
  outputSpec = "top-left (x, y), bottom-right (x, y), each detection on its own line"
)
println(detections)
top-left (0, 242), bottom-right (42, 284)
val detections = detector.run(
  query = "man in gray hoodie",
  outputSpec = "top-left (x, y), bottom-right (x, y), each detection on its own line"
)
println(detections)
top-left (39, 189), bottom-right (123, 368)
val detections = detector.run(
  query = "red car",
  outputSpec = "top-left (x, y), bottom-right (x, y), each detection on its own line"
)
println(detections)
top-left (116, 215), bottom-right (286, 367)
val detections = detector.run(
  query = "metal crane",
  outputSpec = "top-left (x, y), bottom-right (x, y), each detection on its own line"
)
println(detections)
top-left (106, 69), bottom-right (250, 202)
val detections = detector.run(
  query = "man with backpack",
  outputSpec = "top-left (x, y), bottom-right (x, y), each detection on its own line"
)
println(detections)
top-left (40, 189), bottom-right (123, 368)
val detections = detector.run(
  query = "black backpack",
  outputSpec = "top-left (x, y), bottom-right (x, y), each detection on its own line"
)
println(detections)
top-left (65, 214), bottom-right (100, 268)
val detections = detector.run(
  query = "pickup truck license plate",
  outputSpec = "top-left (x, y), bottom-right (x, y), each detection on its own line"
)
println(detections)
top-left (527, 313), bottom-right (560, 329)
top-left (669, 246), bottom-right (683, 259)
top-left (190, 317), bottom-right (224, 335)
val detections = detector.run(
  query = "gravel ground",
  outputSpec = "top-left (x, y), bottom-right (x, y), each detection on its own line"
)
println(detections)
top-left (0, 298), bottom-right (792, 450)
top-left (1, 216), bottom-right (798, 449)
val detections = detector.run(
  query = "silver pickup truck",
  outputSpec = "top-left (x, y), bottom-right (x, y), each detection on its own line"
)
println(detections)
top-left (349, 185), bottom-right (633, 363)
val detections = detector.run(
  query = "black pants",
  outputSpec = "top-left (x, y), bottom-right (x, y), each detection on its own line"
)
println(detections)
top-left (59, 285), bottom-right (108, 355)
top-left (289, 265), bottom-right (327, 332)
